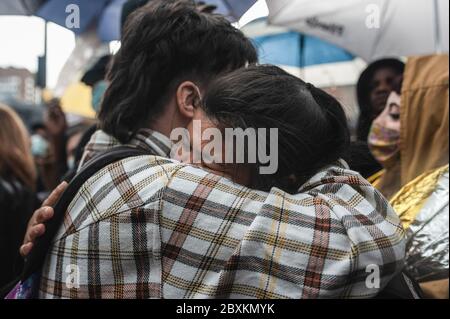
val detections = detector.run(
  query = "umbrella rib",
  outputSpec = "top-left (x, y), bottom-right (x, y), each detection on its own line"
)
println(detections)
top-left (267, 0), bottom-right (295, 25)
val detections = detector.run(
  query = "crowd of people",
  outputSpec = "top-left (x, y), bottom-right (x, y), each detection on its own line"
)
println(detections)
top-left (0, 0), bottom-right (448, 299)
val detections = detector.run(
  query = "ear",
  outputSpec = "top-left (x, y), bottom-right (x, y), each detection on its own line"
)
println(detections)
top-left (176, 81), bottom-right (201, 120)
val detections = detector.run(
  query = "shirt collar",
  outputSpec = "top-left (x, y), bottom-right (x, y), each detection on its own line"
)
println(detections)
top-left (80, 129), bottom-right (172, 169)
top-left (132, 128), bottom-right (172, 157)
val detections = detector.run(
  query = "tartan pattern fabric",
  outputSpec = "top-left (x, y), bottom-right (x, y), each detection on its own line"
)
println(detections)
top-left (39, 130), bottom-right (406, 299)
top-left (79, 129), bottom-right (172, 169)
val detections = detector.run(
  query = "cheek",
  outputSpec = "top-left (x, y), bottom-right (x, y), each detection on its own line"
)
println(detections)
top-left (370, 88), bottom-right (380, 99)
top-left (386, 119), bottom-right (401, 133)
top-left (372, 112), bottom-right (388, 127)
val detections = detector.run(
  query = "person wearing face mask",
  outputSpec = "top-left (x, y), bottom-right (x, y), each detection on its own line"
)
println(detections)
top-left (368, 88), bottom-right (402, 199)
top-left (368, 54), bottom-right (449, 299)
top-left (59, 55), bottom-right (113, 181)
top-left (30, 100), bottom-right (68, 197)
top-left (81, 55), bottom-right (112, 114)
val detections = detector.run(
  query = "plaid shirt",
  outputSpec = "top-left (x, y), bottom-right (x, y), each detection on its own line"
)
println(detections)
top-left (78, 129), bottom-right (172, 167)
top-left (39, 129), bottom-right (405, 299)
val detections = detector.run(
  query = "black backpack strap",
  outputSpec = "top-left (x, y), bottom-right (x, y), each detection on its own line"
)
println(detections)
top-left (21, 146), bottom-right (150, 280)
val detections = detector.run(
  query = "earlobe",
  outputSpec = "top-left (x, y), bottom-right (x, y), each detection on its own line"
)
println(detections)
top-left (176, 81), bottom-right (201, 119)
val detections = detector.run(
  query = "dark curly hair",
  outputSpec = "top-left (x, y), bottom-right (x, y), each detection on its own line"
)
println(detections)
top-left (99, 0), bottom-right (258, 143)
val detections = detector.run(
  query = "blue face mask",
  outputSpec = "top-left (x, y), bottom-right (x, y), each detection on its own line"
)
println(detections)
top-left (31, 134), bottom-right (49, 158)
top-left (92, 80), bottom-right (109, 113)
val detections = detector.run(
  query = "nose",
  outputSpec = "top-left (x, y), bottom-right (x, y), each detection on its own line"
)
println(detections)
top-left (373, 113), bottom-right (386, 127)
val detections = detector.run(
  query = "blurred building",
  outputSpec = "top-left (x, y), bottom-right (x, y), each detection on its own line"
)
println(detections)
top-left (0, 67), bottom-right (37, 104)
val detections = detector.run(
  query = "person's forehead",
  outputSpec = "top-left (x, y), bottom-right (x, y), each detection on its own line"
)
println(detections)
top-left (372, 67), bottom-right (399, 80)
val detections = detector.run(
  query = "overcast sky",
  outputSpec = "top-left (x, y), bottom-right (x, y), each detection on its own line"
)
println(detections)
top-left (0, 0), bottom-right (268, 89)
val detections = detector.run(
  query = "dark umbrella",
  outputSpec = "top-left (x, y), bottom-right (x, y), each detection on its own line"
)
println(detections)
top-left (204, 0), bottom-right (257, 22)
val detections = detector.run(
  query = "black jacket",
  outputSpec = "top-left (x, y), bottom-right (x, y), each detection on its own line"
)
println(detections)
top-left (0, 177), bottom-right (37, 288)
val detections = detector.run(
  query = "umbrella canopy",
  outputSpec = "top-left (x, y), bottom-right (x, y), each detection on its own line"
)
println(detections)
top-left (2, 0), bottom-right (257, 41)
top-left (267, 0), bottom-right (449, 61)
top-left (32, 0), bottom-right (256, 42)
top-left (242, 18), bottom-right (354, 68)
top-left (205, 0), bottom-right (257, 22)
top-left (36, 0), bottom-right (127, 42)
top-left (0, 0), bottom-right (46, 16)
top-left (97, 0), bottom-right (127, 42)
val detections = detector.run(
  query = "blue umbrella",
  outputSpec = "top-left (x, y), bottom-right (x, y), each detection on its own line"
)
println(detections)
top-left (98, 0), bottom-right (127, 42)
top-left (242, 18), bottom-right (354, 68)
top-left (36, 0), bottom-right (256, 42)
top-left (36, 0), bottom-right (126, 42)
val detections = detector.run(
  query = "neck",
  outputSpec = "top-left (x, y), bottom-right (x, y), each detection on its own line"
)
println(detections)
top-left (148, 119), bottom-right (171, 139)
top-left (147, 103), bottom-right (179, 139)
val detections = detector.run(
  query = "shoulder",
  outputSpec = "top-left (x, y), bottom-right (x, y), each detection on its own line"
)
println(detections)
top-left (0, 176), bottom-right (33, 214)
top-left (0, 176), bottom-right (13, 195)
top-left (59, 155), bottom-right (186, 237)
top-left (80, 154), bottom-right (186, 204)
top-left (0, 177), bottom-right (13, 206)
top-left (300, 163), bottom-right (405, 238)
top-left (0, 176), bottom-right (29, 199)
top-left (288, 163), bottom-right (405, 269)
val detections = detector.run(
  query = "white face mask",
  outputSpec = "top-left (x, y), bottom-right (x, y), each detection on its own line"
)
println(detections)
top-left (31, 134), bottom-right (49, 158)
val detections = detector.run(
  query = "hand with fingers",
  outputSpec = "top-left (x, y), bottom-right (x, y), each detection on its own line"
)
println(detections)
top-left (20, 182), bottom-right (68, 257)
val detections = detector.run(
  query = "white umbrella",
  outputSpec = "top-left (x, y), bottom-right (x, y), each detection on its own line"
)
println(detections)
top-left (266, 0), bottom-right (449, 61)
